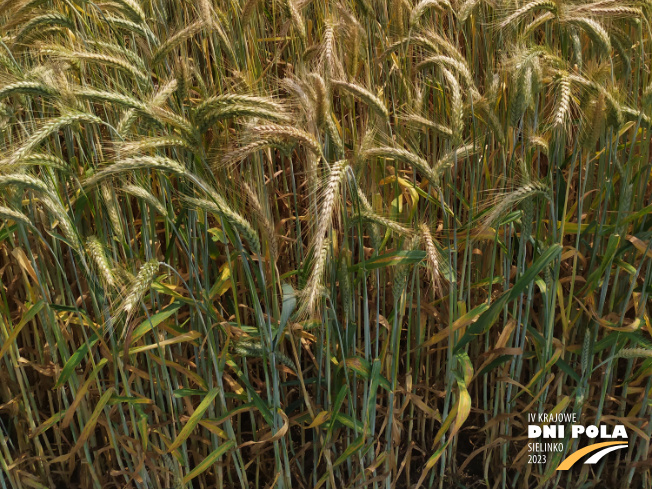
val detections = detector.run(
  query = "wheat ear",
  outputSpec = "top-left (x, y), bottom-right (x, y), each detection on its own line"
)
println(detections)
top-left (481, 181), bottom-right (550, 231)
top-left (358, 209), bottom-right (412, 235)
top-left (122, 184), bottom-right (168, 217)
top-left (10, 113), bottom-right (102, 165)
top-left (363, 146), bottom-right (439, 186)
top-left (553, 77), bottom-right (571, 128)
top-left (62, 51), bottom-right (149, 85)
top-left (0, 81), bottom-right (55, 100)
top-left (242, 181), bottom-right (278, 263)
top-left (250, 124), bottom-right (322, 157)
top-left (0, 173), bottom-right (50, 194)
top-left (122, 259), bottom-right (160, 320)
top-left (86, 236), bottom-right (116, 288)
top-left (0, 206), bottom-right (33, 227)
top-left (499, 0), bottom-right (557, 29)
top-left (15, 13), bottom-right (74, 43)
top-left (119, 137), bottom-right (194, 156)
top-left (456, 0), bottom-right (481, 22)
top-left (566, 17), bottom-right (611, 56)
top-left (401, 113), bottom-right (453, 137)
top-left (183, 195), bottom-right (261, 255)
top-left (442, 68), bottom-right (464, 144)
top-left (332, 80), bottom-right (389, 121)
top-left (302, 159), bottom-right (349, 314)
top-left (112, 0), bottom-right (146, 23)
top-left (152, 21), bottom-right (205, 65)
top-left (419, 223), bottom-right (446, 294)
top-left (410, 0), bottom-right (451, 27)
top-left (105, 16), bottom-right (159, 44)
top-left (83, 156), bottom-right (187, 188)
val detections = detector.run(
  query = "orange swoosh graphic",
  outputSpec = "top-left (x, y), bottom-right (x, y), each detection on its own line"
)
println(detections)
top-left (556, 441), bottom-right (628, 470)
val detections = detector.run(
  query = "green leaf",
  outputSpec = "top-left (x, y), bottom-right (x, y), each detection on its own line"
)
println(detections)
top-left (477, 355), bottom-right (513, 377)
top-left (274, 283), bottom-right (296, 345)
top-left (366, 359), bottom-right (382, 422)
top-left (168, 388), bottom-right (219, 452)
top-left (342, 356), bottom-right (391, 390)
top-left (556, 358), bottom-right (581, 384)
top-left (0, 300), bottom-right (44, 360)
top-left (326, 385), bottom-right (349, 440)
top-left (173, 389), bottom-right (209, 398)
top-left (226, 359), bottom-right (273, 424)
top-left (307, 411), bottom-right (331, 428)
top-left (182, 440), bottom-right (235, 484)
top-left (130, 302), bottom-right (182, 342)
top-left (333, 434), bottom-right (367, 466)
top-left (55, 333), bottom-right (99, 388)
top-left (581, 234), bottom-right (620, 295)
top-left (51, 387), bottom-right (114, 463)
top-left (455, 244), bottom-right (562, 353)
top-left (108, 395), bottom-right (153, 405)
top-left (334, 413), bottom-right (368, 435)
top-left (351, 250), bottom-right (426, 271)
top-left (30, 410), bottom-right (65, 438)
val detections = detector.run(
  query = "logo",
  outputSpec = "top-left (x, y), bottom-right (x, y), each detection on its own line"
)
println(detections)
top-left (527, 412), bottom-right (628, 470)
top-left (555, 441), bottom-right (628, 470)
